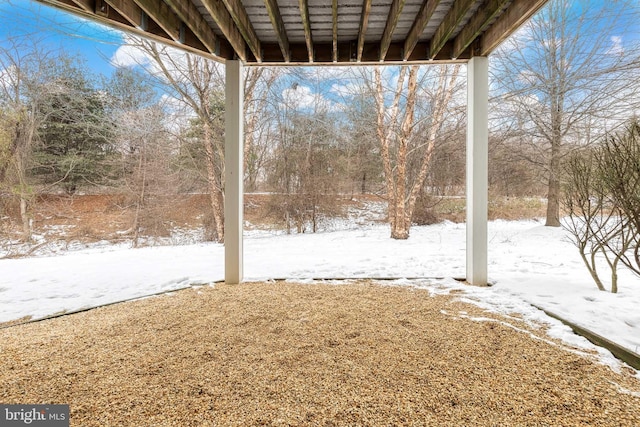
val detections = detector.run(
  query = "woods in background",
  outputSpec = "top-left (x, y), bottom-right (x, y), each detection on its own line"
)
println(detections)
top-left (1, 0), bottom-right (640, 247)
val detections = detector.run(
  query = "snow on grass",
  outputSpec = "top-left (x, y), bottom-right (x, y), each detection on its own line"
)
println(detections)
top-left (1, 219), bottom-right (639, 374)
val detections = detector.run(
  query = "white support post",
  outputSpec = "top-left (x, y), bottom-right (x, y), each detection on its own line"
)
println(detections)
top-left (466, 56), bottom-right (488, 286)
top-left (225, 60), bottom-right (244, 284)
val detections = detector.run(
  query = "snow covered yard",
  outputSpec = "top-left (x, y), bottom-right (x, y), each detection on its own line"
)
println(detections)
top-left (1, 219), bottom-right (639, 371)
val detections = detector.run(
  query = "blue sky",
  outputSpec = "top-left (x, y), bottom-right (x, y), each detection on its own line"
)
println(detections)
top-left (0, 0), bottom-right (123, 76)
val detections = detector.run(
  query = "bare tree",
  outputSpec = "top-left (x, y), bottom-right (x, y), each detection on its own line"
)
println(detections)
top-left (243, 67), bottom-right (278, 191)
top-left (370, 65), bottom-right (462, 239)
top-left (562, 121), bottom-right (640, 293)
top-left (492, 0), bottom-right (640, 226)
top-left (0, 40), bottom-right (62, 240)
top-left (118, 38), bottom-right (276, 240)
top-left (121, 39), bottom-right (227, 241)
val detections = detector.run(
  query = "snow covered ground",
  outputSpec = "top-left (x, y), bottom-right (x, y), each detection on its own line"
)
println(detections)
top-left (1, 219), bottom-right (639, 373)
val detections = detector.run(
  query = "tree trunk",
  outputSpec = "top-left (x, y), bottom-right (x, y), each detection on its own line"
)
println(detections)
top-left (20, 195), bottom-right (31, 242)
top-left (374, 66), bottom-right (407, 239)
top-left (405, 65), bottom-right (460, 227)
top-left (545, 166), bottom-right (561, 226)
top-left (132, 144), bottom-right (147, 248)
top-left (546, 108), bottom-right (562, 227)
top-left (203, 121), bottom-right (225, 242)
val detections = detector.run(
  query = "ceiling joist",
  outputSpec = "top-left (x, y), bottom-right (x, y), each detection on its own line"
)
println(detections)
top-left (200, 0), bottom-right (247, 61)
top-left (103, 0), bottom-right (143, 28)
top-left (403, 0), bottom-right (440, 61)
top-left (70, 0), bottom-right (93, 13)
top-left (429, 0), bottom-right (476, 59)
top-left (332, 0), bottom-right (338, 62)
top-left (264, 0), bottom-right (290, 62)
top-left (221, 0), bottom-right (261, 62)
top-left (452, 0), bottom-right (509, 58)
top-left (132, 0), bottom-right (181, 42)
top-left (357, 0), bottom-right (372, 62)
top-left (380, 0), bottom-right (405, 61)
top-left (163, 0), bottom-right (218, 55)
top-left (33, 0), bottom-right (551, 64)
top-left (480, 0), bottom-right (548, 55)
top-left (298, 0), bottom-right (313, 62)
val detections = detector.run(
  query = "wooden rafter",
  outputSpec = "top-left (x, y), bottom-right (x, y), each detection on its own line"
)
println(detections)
top-left (200, 0), bottom-right (247, 61)
top-left (298, 0), bottom-right (313, 62)
top-left (33, 0), bottom-right (551, 65)
top-left (264, 0), bottom-right (290, 62)
top-left (36, 0), bottom-right (227, 61)
top-left (162, 0), bottom-right (218, 54)
top-left (357, 0), bottom-right (372, 62)
top-left (452, 0), bottom-right (509, 58)
top-left (403, 0), bottom-right (440, 61)
top-left (103, 0), bottom-right (143, 27)
top-left (132, 0), bottom-right (181, 42)
top-left (429, 0), bottom-right (475, 59)
top-left (332, 0), bottom-right (338, 62)
top-left (480, 0), bottom-right (548, 55)
top-left (380, 0), bottom-right (405, 61)
top-left (70, 0), bottom-right (93, 13)
top-left (221, 0), bottom-right (261, 62)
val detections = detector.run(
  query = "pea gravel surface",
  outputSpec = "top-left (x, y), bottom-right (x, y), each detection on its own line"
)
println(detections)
top-left (1, 281), bottom-right (639, 426)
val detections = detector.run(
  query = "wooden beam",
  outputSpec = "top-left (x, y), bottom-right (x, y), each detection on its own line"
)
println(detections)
top-left (200, 0), bottom-right (247, 61)
top-left (264, 0), bottom-right (290, 62)
top-left (132, 0), bottom-right (181, 42)
top-left (70, 0), bottom-right (93, 13)
top-left (34, 0), bottom-right (229, 61)
top-left (221, 0), bottom-right (261, 62)
top-left (403, 0), bottom-right (440, 60)
top-left (380, 0), bottom-right (405, 61)
top-left (480, 0), bottom-right (548, 55)
top-left (357, 0), bottom-right (372, 62)
top-left (163, 0), bottom-right (218, 54)
top-left (332, 0), bottom-right (338, 62)
top-left (103, 0), bottom-right (143, 28)
top-left (298, 0), bottom-right (313, 62)
top-left (452, 0), bottom-right (510, 58)
top-left (429, 0), bottom-right (475, 59)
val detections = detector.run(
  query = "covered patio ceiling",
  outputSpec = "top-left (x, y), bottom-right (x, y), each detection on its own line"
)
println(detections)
top-left (34, 0), bottom-right (547, 65)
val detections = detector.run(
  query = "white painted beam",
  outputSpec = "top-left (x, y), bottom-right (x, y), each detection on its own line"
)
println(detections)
top-left (224, 60), bottom-right (244, 284)
top-left (466, 56), bottom-right (488, 286)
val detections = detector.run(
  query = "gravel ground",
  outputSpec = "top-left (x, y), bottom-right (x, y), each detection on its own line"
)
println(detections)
top-left (1, 281), bottom-right (639, 426)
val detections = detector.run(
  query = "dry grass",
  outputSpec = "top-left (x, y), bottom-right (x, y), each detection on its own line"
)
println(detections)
top-left (433, 196), bottom-right (547, 223)
top-left (1, 281), bottom-right (639, 426)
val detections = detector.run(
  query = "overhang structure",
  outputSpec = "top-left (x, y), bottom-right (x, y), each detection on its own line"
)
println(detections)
top-left (31, 0), bottom-right (550, 285)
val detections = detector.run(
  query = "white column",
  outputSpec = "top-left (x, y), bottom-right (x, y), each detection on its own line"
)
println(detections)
top-left (466, 56), bottom-right (488, 286)
top-left (225, 60), bottom-right (244, 284)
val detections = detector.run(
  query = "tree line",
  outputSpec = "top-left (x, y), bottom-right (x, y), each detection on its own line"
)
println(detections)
top-left (1, 0), bottom-right (640, 251)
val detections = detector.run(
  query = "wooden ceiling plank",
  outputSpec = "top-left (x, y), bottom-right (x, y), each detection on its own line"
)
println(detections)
top-left (103, 0), bottom-right (143, 28)
top-left (429, 0), bottom-right (475, 59)
top-left (200, 0), bottom-right (247, 60)
top-left (380, 0), bottom-right (405, 61)
top-left (403, 0), bottom-right (440, 61)
top-left (480, 0), bottom-right (548, 55)
top-left (163, 0), bottom-right (218, 54)
top-left (332, 0), bottom-right (338, 62)
top-left (357, 0), bottom-right (372, 62)
top-left (452, 0), bottom-right (510, 58)
top-left (132, 0), bottom-right (181, 42)
top-left (221, 0), bottom-right (261, 62)
top-left (298, 0), bottom-right (314, 62)
top-left (264, 0), bottom-right (290, 62)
